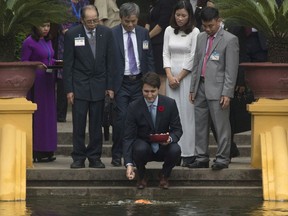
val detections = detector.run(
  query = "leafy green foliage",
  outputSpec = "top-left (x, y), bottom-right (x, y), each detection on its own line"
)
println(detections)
top-left (0, 0), bottom-right (75, 61)
top-left (14, 32), bottom-right (27, 60)
top-left (0, 0), bottom-right (75, 37)
top-left (214, 0), bottom-right (288, 40)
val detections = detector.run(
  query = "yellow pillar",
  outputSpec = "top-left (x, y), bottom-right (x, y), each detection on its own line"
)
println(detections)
top-left (247, 98), bottom-right (288, 168)
top-left (0, 124), bottom-right (26, 201)
top-left (0, 98), bottom-right (37, 168)
top-left (261, 126), bottom-right (288, 201)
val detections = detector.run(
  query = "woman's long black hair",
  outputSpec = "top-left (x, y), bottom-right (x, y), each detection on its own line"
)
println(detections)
top-left (170, 0), bottom-right (195, 35)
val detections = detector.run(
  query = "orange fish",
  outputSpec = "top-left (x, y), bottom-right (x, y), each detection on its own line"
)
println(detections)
top-left (134, 199), bottom-right (152, 204)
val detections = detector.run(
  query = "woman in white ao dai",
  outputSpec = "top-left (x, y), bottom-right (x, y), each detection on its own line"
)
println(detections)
top-left (163, 0), bottom-right (199, 166)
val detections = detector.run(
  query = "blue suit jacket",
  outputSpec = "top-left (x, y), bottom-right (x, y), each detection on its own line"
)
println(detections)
top-left (122, 95), bottom-right (183, 165)
top-left (111, 24), bottom-right (155, 93)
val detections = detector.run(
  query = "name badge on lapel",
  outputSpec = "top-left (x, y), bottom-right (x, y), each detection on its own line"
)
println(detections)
top-left (210, 51), bottom-right (220, 61)
top-left (74, 36), bottom-right (85, 46)
top-left (143, 40), bottom-right (149, 50)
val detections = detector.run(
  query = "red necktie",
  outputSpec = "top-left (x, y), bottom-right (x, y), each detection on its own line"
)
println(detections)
top-left (201, 36), bottom-right (214, 77)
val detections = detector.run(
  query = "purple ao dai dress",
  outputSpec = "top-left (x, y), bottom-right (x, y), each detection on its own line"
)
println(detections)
top-left (21, 36), bottom-right (57, 156)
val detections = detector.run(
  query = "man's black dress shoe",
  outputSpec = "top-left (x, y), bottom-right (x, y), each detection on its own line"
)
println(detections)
top-left (111, 159), bottom-right (122, 167)
top-left (188, 160), bottom-right (209, 168)
top-left (70, 160), bottom-right (85, 169)
top-left (211, 163), bottom-right (228, 170)
top-left (230, 147), bottom-right (240, 158)
top-left (89, 160), bottom-right (105, 168)
top-left (182, 156), bottom-right (196, 167)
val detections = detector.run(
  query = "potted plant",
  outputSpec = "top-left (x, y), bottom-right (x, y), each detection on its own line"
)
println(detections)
top-left (0, 0), bottom-right (74, 98)
top-left (214, 0), bottom-right (288, 99)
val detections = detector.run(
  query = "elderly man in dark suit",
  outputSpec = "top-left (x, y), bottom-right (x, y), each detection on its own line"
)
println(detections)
top-left (123, 72), bottom-right (182, 189)
top-left (111, 2), bottom-right (154, 167)
top-left (63, 5), bottom-right (115, 169)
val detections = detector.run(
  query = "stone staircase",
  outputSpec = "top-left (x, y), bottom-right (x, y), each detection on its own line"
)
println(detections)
top-left (26, 113), bottom-right (263, 199)
top-left (55, 132), bottom-right (252, 158)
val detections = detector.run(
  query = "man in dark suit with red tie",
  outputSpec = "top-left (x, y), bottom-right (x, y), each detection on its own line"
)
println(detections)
top-left (111, 2), bottom-right (154, 167)
top-left (123, 72), bottom-right (182, 189)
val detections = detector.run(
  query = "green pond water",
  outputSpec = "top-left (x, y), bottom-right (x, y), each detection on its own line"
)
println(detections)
top-left (1, 196), bottom-right (288, 216)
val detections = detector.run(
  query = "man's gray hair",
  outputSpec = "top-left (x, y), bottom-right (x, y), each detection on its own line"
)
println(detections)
top-left (119, 2), bottom-right (140, 18)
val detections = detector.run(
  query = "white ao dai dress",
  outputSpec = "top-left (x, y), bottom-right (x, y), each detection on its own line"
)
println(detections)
top-left (163, 26), bottom-right (200, 157)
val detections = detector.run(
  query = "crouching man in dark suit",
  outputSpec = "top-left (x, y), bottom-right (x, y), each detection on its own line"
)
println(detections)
top-left (123, 72), bottom-right (182, 189)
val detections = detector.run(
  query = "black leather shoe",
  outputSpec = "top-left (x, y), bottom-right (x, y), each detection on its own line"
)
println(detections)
top-left (188, 160), bottom-right (209, 168)
top-left (70, 160), bottom-right (85, 169)
top-left (111, 159), bottom-right (122, 167)
top-left (230, 147), bottom-right (240, 158)
top-left (89, 160), bottom-right (105, 168)
top-left (182, 156), bottom-right (196, 167)
top-left (211, 163), bottom-right (228, 170)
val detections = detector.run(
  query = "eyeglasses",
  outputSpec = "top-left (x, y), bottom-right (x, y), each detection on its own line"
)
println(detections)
top-left (85, 19), bottom-right (99, 24)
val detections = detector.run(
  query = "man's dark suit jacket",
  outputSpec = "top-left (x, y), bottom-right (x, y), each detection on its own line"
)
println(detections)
top-left (123, 95), bottom-right (183, 165)
top-left (111, 24), bottom-right (154, 93)
top-left (63, 24), bottom-right (114, 101)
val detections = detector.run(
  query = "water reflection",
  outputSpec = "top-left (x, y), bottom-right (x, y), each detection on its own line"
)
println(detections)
top-left (0, 201), bottom-right (29, 216)
top-left (0, 197), bottom-right (288, 215)
top-left (251, 201), bottom-right (288, 216)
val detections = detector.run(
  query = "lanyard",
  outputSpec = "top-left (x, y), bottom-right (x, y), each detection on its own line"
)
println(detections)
top-left (71, 0), bottom-right (81, 20)
top-left (39, 40), bottom-right (52, 66)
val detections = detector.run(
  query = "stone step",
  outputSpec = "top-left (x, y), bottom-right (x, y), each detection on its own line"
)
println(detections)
top-left (57, 132), bottom-right (251, 145)
top-left (27, 186), bottom-right (263, 199)
top-left (56, 144), bottom-right (252, 157)
top-left (26, 156), bottom-right (262, 197)
top-left (26, 113), bottom-right (260, 198)
top-left (56, 131), bottom-right (252, 157)
top-left (27, 166), bottom-right (261, 187)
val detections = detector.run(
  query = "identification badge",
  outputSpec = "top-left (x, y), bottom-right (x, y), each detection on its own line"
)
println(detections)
top-left (46, 68), bottom-right (53, 73)
top-left (143, 40), bottom-right (149, 50)
top-left (210, 51), bottom-right (220, 61)
top-left (74, 37), bottom-right (85, 46)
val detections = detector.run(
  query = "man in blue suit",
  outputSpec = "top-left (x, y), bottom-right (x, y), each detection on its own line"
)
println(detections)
top-left (111, 2), bottom-right (155, 167)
